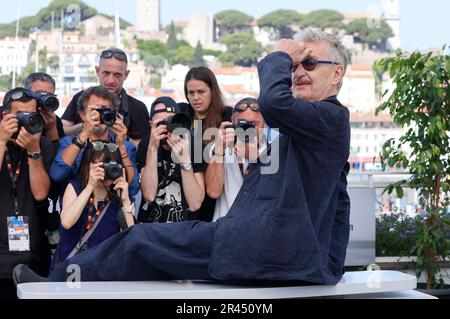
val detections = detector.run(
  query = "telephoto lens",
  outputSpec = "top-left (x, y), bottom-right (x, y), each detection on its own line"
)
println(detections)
top-left (37, 92), bottom-right (59, 113)
top-left (103, 161), bottom-right (123, 180)
top-left (16, 111), bottom-right (45, 134)
top-left (95, 108), bottom-right (117, 127)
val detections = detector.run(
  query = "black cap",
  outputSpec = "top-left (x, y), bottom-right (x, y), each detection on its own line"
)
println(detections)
top-left (149, 96), bottom-right (181, 119)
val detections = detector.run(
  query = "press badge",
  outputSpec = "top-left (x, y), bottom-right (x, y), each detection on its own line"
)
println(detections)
top-left (7, 216), bottom-right (30, 252)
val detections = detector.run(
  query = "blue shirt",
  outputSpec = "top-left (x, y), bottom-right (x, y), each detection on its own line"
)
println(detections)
top-left (209, 51), bottom-right (351, 285)
top-left (50, 135), bottom-right (139, 199)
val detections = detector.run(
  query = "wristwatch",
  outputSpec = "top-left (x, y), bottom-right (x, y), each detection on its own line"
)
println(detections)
top-left (180, 162), bottom-right (193, 171)
top-left (27, 151), bottom-right (42, 160)
top-left (72, 134), bottom-right (85, 148)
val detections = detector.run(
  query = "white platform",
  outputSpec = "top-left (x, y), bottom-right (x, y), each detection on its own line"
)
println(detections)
top-left (17, 270), bottom-right (434, 299)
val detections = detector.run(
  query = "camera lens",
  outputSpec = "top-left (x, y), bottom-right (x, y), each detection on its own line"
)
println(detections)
top-left (39, 95), bottom-right (59, 113)
top-left (104, 161), bottom-right (123, 180)
top-left (101, 110), bottom-right (117, 127)
top-left (17, 112), bottom-right (45, 134)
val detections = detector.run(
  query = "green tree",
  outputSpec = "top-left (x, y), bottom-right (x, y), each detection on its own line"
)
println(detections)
top-left (300, 9), bottom-right (344, 29)
top-left (166, 21), bottom-right (178, 51)
top-left (345, 18), bottom-right (394, 50)
top-left (219, 33), bottom-right (262, 67)
top-left (257, 9), bottom-right (302, 39)
top-left (191, 41), bottom-right (206, 68)
top-left (375, 47), bottom-right (450, 289)
top-left (0, 74), bottom-right (12, 92)
top-left (137, 39), bottom-right (167, 57)
top-left (143, 55), bottom-right (165, 71)
top-left (214, 10), bottom-right (253, 37)
top-left (167, 45), bottom-right (195, 66)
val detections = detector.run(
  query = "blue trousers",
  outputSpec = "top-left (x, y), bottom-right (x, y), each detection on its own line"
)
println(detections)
top-left (49, 221), bottom-right (217, 281)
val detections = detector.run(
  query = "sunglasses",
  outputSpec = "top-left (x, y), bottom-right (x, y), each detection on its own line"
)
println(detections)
top-left (100, 49), bottom-right (128, 62)
top-left (291, 57), bottom-right (340, 72)
top-left (234, 102), bottom-right (260, 112)
top-left (91, 141), bottom-right (119, 153)
top-left (7, 89), bottom-right (37, 104)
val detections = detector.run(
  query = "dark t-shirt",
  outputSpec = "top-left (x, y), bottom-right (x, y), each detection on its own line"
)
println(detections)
top-left (0, 137), bottom-right (55, 279)
top-left (136, 135), bottom-right (205, 223)
top-left (183, 104), bottom-right (233, 222)
top-left (61, 89), bottom-right (150, 140)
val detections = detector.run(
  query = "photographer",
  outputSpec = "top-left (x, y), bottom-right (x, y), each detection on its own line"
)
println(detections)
top-left (50, 141), bottom-right (134, 270)
top-left (24, 72), bottom-right (64, 276)
top-left (61, 48), bottom-right (149, 147)
top-left (0, 88), bottom-right (54, 298)
top-left (24, 72), bottom-right (65, 144)
top-left (205, 98), bottom-right (266, 221)
top-left (50, 86), bottom-right (139, 200)
top-left (137, 97), bottom-right (205, 223)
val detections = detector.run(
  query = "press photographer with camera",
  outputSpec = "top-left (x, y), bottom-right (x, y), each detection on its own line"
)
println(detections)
top-left (205, 98), bottom-right (266, 221)
top-left (137, 97), bottom-right (205, 223)
top-left (50, 86), bottom-right (139, 200)
top-left (50, 140), bottom-right (134, 270)
top-left (61, 48), bottom-right (149, 147)
top-left (0, 87), bottom-right (54, 298)
top-left (24, 72), bottom-right (64, 144)
top-left (24, 72), bottom-right (64, 277)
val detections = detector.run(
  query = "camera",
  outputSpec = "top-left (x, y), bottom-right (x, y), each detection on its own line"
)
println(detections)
top-left (94, 108), bottom-right (117, 126)
top-left (157, 113), bottom-right (191, 145)
top-left (157, 113), bottom-right (191, 132)
top-left (102, 161), bottom-right (123, 180)
top-left (225, 120), bottom-right (256, 143)
top-left (16, 111), bottom-right (45, 135)
top-left (36, 92), bottom-right (59, 113)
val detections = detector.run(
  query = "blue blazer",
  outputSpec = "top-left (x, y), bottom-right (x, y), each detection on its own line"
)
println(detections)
top-left (209, 51), bottom-right (351, 285)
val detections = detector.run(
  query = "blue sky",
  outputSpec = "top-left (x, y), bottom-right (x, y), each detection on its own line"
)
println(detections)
top-left (0, 0), bottom-right (448, 51)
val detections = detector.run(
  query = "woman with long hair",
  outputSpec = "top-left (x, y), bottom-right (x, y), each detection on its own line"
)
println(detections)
top-left (182, 66), bottom-right (233, 221)
top-left (50, 141), bottom-right (134, 269)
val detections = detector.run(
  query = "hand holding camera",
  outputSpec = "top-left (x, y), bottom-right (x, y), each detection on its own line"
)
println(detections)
top-left (109, 114), bottom-right (127, 146)
top-left (15, 126), bottom-right (42, 154)
top-left (216, 121), bottom-right (235, 154)
top-left (87, 162), bottom-right (105, 188)
top-left (0, 113), bottom-right (19, 145)
top-left (149, 119), bottom-right (169, 151)
top-left (167, 133), bottom-right (191, 165)
top-left (113, 168), bottom-right (130, 204)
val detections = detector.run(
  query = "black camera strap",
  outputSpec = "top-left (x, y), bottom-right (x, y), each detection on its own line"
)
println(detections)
top-left (120, 89), bottom-right (130, 127)
top-left (4, 145), bottom-right (24, 215)
top-left (67, 198), bottom-right (111, 260)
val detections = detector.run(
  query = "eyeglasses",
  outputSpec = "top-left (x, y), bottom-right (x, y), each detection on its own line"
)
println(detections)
top-left (234, 102), bottom-right (260, 112)
top-left (291, 57), bottom-right (340, 72)
top-left (91, 141), bottom-right (119, 153)
top-left (6, 89), bottom-right (37, 105)
top-left (100, 49), bottom-right (128, 63)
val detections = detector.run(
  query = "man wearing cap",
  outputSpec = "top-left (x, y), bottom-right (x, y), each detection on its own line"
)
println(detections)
top-left (136, 97), bottom-right (206, 223)
top-left (61, 48), bottom-right (149, 147)
top-left (0, 88), bottom-right (54, 298)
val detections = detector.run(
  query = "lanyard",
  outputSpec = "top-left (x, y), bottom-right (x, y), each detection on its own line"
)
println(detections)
top-left (86, 194), bottom-right (110, 231)
top-left (4, 145), bottom-right (23, 215)
top-left (238, 161), bottom-right (251, 178)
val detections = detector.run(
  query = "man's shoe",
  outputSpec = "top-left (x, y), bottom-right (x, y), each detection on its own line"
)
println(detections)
top-left (12, 264), bottom-right (47, 287)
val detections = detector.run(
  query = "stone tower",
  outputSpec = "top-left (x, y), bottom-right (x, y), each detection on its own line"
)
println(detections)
top-left (380, 0), bottom-right (401, 50)
top-left (136, 0), bottom-right (160, 32)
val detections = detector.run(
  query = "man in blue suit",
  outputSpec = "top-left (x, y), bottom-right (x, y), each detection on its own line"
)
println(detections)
top-left (14, 28), bottom-right (350, 286)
